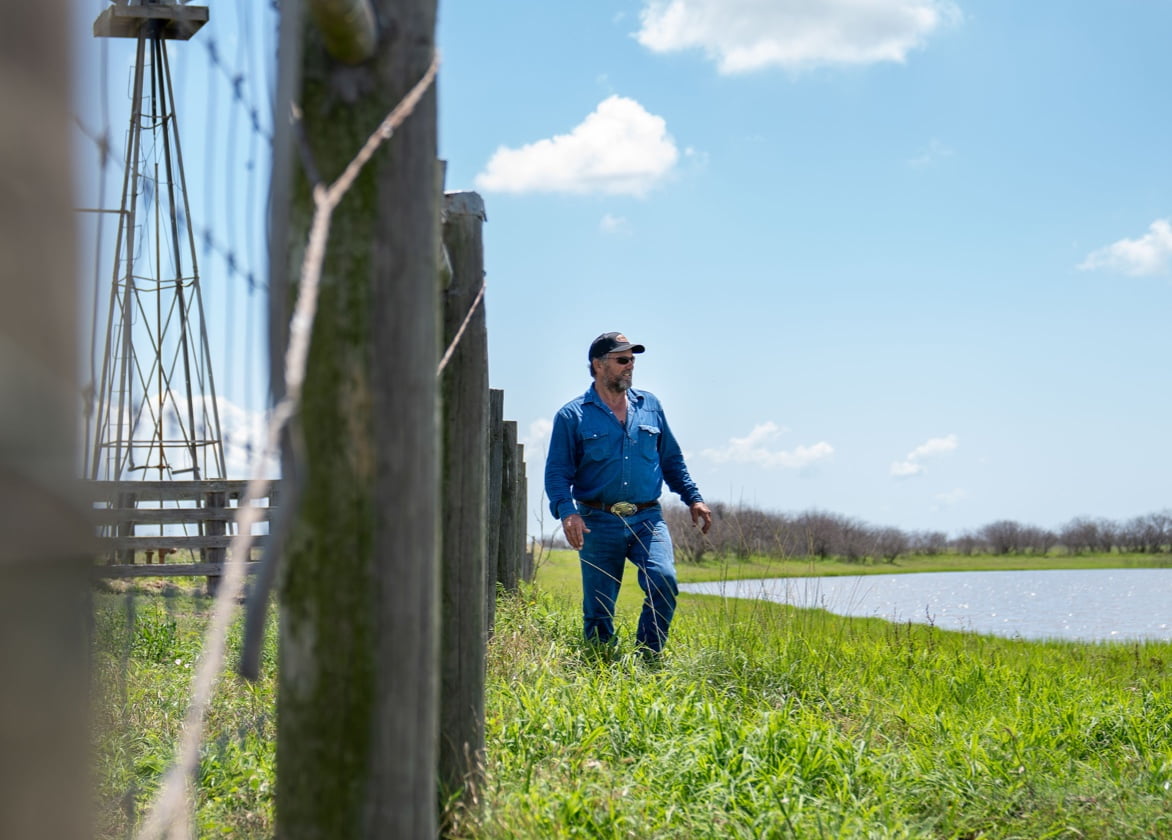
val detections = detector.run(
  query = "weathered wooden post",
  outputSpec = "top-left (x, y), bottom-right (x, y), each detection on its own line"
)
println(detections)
top-left (485, 389), bottom-right (504, 630)
top-left (202, 487), bottom-right (226, 594)
top-left (0, 1), bottom-right (92, 836)
top-left (497, 420), bottom-right (521, 590)
top-left (438, 191), bottom-right (488, 802)
top-left (273, 0), bottom-right (440, 836)
top-left (516, 442), bottom-right (530, 581)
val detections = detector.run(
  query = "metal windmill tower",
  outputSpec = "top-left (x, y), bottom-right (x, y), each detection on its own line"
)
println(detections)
top-left (87, 1), bottom-right (225, 484)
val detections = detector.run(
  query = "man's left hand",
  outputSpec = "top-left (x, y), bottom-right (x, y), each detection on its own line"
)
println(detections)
top-left (690, 502), bottom-right (713, 535)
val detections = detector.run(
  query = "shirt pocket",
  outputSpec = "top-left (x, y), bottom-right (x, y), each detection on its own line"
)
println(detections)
top-left (635, 424), bottom-right (661, 461)
top-left (579, 428), bottom-right (612, 462)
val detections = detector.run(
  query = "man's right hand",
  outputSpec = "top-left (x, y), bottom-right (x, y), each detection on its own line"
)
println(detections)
top-left (562, 513), bottom-right (590, 550)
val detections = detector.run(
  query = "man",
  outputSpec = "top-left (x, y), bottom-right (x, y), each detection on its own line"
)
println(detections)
top-left (545, 332), bottom-right (713, 657)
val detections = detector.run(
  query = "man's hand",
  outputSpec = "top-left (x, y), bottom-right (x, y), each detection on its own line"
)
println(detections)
top-left (562, 513), bottom-right (591, 550)
top-left (690, 502), bottom-right (713, 535)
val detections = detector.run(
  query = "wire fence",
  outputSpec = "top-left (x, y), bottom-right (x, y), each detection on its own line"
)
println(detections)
top-left (72, 5), bottom-right (281, 836)
top-left (74, 3), bottom-right (530, 836)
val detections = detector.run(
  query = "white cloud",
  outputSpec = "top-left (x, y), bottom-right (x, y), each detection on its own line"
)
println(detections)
top-left (908, 433), bottom-right (958, 459)
top-left (1078, 219), bottom-right (1172, 277)
top-left (113, 390), bottom-right (275, 480)
top-left (890, 433), bottom-right (957, 478)
top-left (474, 96), bottom-right (679, 197)
top-left (600, 213), bottom-right (630, 234)
top-left (702, 421), bottom-right (834, 469)
top-left (909, 137), bottom-right (954, 168)
top-left (935, 487), bottom-right (967, 505)
top-left (523, 417), bottom-right (553, 460)
top-left (217, 397), bottom-right (275, 480)
top-left (889, 460), bottom-right (923, 477)
top-left (636, 0), bottom-right (960, 74)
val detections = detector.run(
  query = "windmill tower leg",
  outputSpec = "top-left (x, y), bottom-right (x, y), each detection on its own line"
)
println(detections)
top-left (90, 3), bottom-right (226, 579)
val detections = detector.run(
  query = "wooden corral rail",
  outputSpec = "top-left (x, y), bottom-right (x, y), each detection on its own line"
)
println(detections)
top-left (88, 479), bottom-right (276, 581)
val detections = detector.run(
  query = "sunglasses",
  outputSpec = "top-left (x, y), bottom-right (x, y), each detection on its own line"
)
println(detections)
top-left (609, 355), bottom-right (636, 365)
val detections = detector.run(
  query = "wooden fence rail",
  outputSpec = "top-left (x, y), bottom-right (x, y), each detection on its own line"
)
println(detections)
top-left (86, 479), bottom-right (276, 588)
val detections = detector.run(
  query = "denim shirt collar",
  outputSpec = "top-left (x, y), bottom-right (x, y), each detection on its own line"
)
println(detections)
top-left (584, 384), bottom-right (645, 409)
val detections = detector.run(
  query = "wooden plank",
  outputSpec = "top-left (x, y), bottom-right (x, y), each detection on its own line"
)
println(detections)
top-left (95, 562), bottom-right (263, 579)
top-left (85, 479), bottom-right (274, 502)
top-left (93, 4), bottom-right (209, 41)
top-left (97, 534), bottom-right (270, 551)
top-left (89, 507), bottom-right (273, 525)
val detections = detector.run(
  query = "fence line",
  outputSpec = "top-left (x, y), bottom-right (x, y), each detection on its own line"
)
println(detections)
top-left (132, 51), bottom-right (441, 840)
top-left (74, 3), bottom-right (536, 836)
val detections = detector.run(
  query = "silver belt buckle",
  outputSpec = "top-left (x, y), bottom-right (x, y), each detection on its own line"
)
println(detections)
top-left (609, 501), bottom-right (637, 516)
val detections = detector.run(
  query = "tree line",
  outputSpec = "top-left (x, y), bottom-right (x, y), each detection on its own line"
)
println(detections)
top-left (657, 504), bottom-right (1172, 563)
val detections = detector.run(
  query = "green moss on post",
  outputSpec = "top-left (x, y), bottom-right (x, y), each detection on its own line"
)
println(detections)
top-left (275, 1), bottom-right (440, 836)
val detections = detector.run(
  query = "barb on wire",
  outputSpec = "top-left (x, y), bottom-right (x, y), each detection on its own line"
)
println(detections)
top-left (132, 51), bottom-right (441, 840)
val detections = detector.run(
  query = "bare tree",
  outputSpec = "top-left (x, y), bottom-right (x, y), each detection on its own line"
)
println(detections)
top-left (873, 527), bottom-right (911, 563)
top-left (978, 520), bottom-right (1024, 555)
top-left (1058, 517), bottom-right (1097, 555)
top-left (665, 503), bottom-right (710, 563)
top-left (1019, 525), bottom-right (1057, 555)
top-left (909, 530), bottom-right (949, 556)
top-left (834, 516), bottom-right (874, 563)
top-left (795, 510), bottom-right (839, 560)
top-left (951, 531), bottom-right (981, 556)
top-left (1115, 512), bottom-right (1169, 554)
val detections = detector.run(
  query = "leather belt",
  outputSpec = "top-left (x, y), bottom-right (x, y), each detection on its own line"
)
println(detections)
top-left (578, 500), bottom-right (659, 516)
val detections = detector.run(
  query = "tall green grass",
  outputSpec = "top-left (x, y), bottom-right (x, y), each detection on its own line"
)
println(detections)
top-left (452, 555), bottom-right (1172, 838)
top-left (92, 584), bottom-right (277, 838)
top-left (92, 557), bottom-right (1171, 838)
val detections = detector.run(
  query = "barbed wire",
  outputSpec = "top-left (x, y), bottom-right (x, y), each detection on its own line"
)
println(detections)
top-left (132, 52), bottom-right (442, 840)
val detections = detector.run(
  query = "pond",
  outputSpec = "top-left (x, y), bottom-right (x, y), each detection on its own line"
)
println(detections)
top-left (679, 568), bottom-right (1172, 643)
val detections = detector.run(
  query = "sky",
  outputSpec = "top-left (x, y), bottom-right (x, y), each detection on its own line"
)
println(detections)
top-left (67, 1), bottom-right (1172, 540)
top-left (434, 0), bottom-right (1172, 538)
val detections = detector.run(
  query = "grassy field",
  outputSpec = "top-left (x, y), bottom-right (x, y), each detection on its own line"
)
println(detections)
top-left (92, 554), bottom-right (1172, 838)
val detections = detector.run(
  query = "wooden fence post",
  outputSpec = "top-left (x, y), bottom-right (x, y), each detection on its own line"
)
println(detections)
top-left (498, 420), bottom-right (520, 590)
top-left (439, 191), bottom-right (488, 801)
top-left (485, 389), bottom-right (504, 631)
top-left (202, 488), bottom-right (226, 595)
top-left (516, 442), bottom-right (531, 581)
top-left (0, 1), bottom-right (92, 836)
top-left (116, 489), bottom-right (137, 564)
top-left (275, 0), bottom-right (440, 836)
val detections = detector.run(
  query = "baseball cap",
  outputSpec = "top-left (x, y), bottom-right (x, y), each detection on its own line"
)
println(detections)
top-left (588, 332), bottom-right (646, 360)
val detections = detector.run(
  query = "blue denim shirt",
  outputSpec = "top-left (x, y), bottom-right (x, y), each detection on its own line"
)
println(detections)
top-left (545, 385), bottom-right (704, 521)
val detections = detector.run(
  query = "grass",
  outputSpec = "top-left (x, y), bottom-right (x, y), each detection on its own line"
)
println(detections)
top-left (92, 556), bottom-right (1172, 838)
top-left (92, 581), bottom-right (277, 838)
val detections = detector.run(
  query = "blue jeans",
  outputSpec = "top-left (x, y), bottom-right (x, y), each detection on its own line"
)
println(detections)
top-left (577, 506), bottom-right (678, 653)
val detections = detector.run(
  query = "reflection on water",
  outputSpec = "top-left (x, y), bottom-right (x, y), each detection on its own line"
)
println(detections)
top-left (679, 568), bottom-right (1172, 642)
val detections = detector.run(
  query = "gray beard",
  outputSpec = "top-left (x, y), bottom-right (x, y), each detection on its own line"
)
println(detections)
top-left (604, 374), bottom-right (632, 393)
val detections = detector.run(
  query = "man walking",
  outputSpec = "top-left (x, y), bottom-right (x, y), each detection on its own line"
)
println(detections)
top-left (545, 332), bottom-right (712, 657)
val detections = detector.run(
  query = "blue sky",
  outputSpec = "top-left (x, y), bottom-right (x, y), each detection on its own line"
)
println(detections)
top-left (70, 1), bottom-right (1172, 538)
top-left (436, 0), bottom-right (1172, 538)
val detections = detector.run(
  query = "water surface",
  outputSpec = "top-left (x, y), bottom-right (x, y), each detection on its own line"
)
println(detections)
top-left (680, 568), bottom-right (1172, 642)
